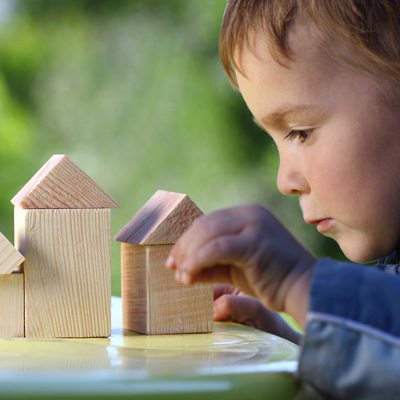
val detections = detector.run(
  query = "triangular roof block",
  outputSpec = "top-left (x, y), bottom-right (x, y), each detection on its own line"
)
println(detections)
top-left (115, 190), bottom-right (203, 245)
top-left (0, 232), bottom-right (24, 274)
top-left (11, 155), bottom-right (119, 209)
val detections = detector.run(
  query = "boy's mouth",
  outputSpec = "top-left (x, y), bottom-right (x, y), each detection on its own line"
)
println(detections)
top-left (316, 218), bottom-right (333, 233)
top-left (304, 217), bottom-right (333, 233)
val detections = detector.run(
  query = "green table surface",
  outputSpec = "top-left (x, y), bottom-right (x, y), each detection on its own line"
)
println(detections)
top-left (0, 297), bottom-right (300, 399)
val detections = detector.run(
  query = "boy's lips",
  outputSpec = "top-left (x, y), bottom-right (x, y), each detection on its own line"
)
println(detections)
top-left (304, 217), bottom-right (333, 233)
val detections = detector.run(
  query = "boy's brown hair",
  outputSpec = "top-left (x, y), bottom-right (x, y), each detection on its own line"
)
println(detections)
top-left (220, 0), bottom-right (400, 90)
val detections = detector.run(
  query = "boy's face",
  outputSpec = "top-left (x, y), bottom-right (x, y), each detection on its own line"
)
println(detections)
top-left (236, 32), bottom-right (400, 263)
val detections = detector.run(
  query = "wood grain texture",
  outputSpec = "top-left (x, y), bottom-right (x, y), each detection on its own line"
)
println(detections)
top-left (0, 273), bottom-right (24, 337)
top-left (11, 154), bottom-right (119, 209)
top-left (15, 207), bottom-right (111, 338)
top-left (0, 232), bottom-right (24, 274)
top-left (114, 190), bottom-right (203, 245)
top-left (147, 245), bottom-right (213, 334)
top-left (122, 243), bottom-right (213, 335)
top-left (121, 243), bottom-right (148, 334)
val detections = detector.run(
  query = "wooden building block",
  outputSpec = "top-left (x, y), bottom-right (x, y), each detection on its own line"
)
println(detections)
top-left (11, 154), bottom-right (118, 339)
top-left (121, 243), bottom-right (148, 334)
top-left (122, 243), bottom-right (213, 334)
top-left (115, 190), bottom-right (203, 245)
top-left (0, 273), bottom-right (24, 338)
top-left (11, 154), bottom-right (119, 209)
top-left (116, 190), bottom-right (213, 335)
top-left (15, 207), bottom-right (111, 338)
top-left (0, 232), bottom-right (24, 274)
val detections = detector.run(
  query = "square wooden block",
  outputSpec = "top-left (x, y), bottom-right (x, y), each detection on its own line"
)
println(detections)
top-left (122, 243), bottom-right (213, 335)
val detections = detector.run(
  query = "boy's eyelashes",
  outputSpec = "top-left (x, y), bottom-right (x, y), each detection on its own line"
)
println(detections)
top-left (252, 116), bottom-right (316, 145)
top-left (285, 128), bottom-right (313, 143)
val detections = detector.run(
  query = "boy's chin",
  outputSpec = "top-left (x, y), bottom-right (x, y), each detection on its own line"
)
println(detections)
top-left (339, 241), bottom-right (393, 264)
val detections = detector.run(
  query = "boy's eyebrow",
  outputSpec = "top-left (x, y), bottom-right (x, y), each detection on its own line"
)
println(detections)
top-left (255, 104), bottom-right (326, 129)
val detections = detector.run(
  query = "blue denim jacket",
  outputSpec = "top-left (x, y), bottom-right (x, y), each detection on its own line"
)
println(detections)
top-left (296, 250), bottom-right (400, 399)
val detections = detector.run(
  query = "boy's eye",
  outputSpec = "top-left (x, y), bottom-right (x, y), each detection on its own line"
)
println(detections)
top-left (285, 129), bottom-right (313, 143)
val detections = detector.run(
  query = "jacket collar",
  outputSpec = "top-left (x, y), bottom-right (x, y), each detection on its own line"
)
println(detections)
top-left (378, 246), bottom-right (400, 265)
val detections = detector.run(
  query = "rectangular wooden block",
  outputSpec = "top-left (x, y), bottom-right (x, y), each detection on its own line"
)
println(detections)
top-left (0, 273), bottom-right (24, 338)
top-left (122, 243), bottom-right (213, 335)
top-left (122, 244), bottom-right (148, 334)
top-left (15, 207), bottom-right (111, 338)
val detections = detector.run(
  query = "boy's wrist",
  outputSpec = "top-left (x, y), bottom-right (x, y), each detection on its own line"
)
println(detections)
top-left (283, 261), bottom-right (317, 330)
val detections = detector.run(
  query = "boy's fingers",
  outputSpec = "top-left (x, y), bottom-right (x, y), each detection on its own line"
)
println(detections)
top-left (170, 210), bottom-right (246, 263)
top-left (177, 235), bottom-right (245, 276)
top-left (214, 294), bottom-right (261, 326)
top-left (165, 254), bottom-right (176, 270)
top-left (214, 294), bottom-right (236, 321)
top-left (176, 264), bottom-right (256, 297)
top-left (167, 205), bottom-right (260, 271)
top-left (176, 264), bottom-right (234, 286)
top-left (213, 283), bottom-right (239, 300)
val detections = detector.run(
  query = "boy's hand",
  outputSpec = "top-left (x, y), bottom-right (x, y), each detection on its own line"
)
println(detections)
top-left (213, 284), bottom-right (302, 345)
top-left (166, 204), bottom-right (317, 327)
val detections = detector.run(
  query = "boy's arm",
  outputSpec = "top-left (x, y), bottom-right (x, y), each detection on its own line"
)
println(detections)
top-left (298, 259), bottom-right (400, 399)
top-left (284, 266), bottom-right (315, 330)
top-left (167, 204), bottom-right (400, 397)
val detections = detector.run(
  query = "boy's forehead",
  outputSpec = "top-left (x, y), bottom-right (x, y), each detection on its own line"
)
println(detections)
top-left (236, 31), bottom-right (340, 102)
top-left (236, 24), bottom-right (337, 83)
top-left (235, 29), bottom-right (378, 127)
top-left (237, 26), bottom-right (393, 111)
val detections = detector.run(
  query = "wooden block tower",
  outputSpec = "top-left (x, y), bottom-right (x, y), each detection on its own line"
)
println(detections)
top-left (0, 232), bottom-right (24, 338)
top-left (12, 154), bottom-right (119, 338)
top-left (115, 190), bottom-right (213, 335)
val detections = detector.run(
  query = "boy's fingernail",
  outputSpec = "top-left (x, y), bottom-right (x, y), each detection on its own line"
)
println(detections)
top-left (180, 262), bottom-right (189, 271)
top-left (181, 272), bottom-right (191, 285)
top-left (175, 270), bottom-right (181, 281)
top-left (165, 256), bottom-right (175, 269)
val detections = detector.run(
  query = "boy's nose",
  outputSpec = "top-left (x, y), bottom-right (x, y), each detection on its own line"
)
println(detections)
top-left (277, 157), bottom-right (309, 196)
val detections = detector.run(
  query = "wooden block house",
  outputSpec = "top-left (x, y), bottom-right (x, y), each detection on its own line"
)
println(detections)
top-left (115, 190), bottom-right (213, 335)
top-left (0, 232), bottom-right (24, 337)
top-left (12, 154), bottom-right (119, 338)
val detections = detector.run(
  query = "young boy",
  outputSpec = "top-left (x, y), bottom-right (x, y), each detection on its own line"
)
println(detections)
top-left (166, 0), bottom-right (400, 398)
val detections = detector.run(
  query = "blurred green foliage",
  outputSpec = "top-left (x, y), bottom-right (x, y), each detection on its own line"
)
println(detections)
top-left (0, 0), bottom-right (345, 296)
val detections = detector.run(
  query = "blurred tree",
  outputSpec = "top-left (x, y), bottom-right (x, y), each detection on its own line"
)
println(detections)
top-left (0, 73), bottom-right (33, 238)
